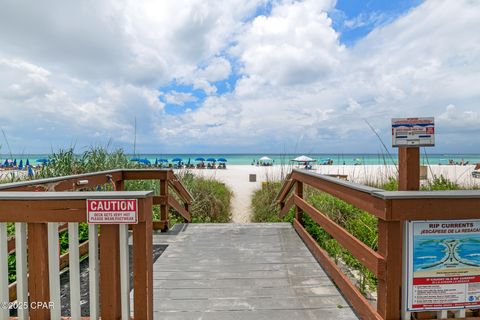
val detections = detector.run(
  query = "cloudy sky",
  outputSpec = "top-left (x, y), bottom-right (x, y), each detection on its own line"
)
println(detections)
top-left (0, 0), bottom-right (479, 154)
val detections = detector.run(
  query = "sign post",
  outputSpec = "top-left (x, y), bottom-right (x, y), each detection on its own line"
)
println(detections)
top-left (392, 117), bottom-right (435, 319)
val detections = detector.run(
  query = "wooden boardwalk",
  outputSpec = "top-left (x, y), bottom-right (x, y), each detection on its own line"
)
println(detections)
top-left (151, 223), bottom-right (358, 320)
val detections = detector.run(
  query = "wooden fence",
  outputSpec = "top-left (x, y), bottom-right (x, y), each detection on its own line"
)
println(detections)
top-left (276, 169), bottom-right (480, 320)
top-left (0, 169), bottom-right (192, 319)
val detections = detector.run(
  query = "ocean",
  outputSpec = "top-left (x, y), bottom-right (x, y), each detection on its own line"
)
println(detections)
top-left (1, 153), bottom-right (480, 166)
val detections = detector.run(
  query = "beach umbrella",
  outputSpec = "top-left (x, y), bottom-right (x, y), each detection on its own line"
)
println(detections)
top-left (195, 157), bottom-right (205, 162)
top-left (155, 158), bottom-right (159, 166)
top-left (259, 156), bottom-right (272, 161)
top-left (18, 160), bottom-right (23, 170)
top-left (172, 158), bottom-right (182, 162)
top-left (130, 157), bottom-right (140, 161)
top-left (206, 157), bottom-right (216, 162)
top-left (137, 158), bottom-right (151, 165)
top-left (217, 158), bottom-right (227, 162)
top-left (36, 158), bottom-right (49, 164)
top-left (28, 166), bottom-right (34, 178)
top-left (292, 155), bottom-right (315, 162)
top-left (3, 159), bottom-right (8, 166)
top-left (187, 158), bottom-right (191, 166)
top-left (158, 159), bottom-right (168, 163)
top-left (26, 159), bottom-right (30, 166)
top-left (13, 159), bottom-right (17, 166)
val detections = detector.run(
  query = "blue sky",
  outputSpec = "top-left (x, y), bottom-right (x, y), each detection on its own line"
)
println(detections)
top-left (0, 0), bottom-right (479, 154)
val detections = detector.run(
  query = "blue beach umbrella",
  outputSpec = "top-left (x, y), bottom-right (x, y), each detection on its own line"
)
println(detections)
top-left (138, 158), bottom-right (151, 165)
top-left (217, 158), bottom-right (227, 162)
top-left (130, 157), bottom-right (140, 161)
top-left (28, 166), bottom-right (34, 178)
top-left (3, 159), bottom-right (8, 166)
top-left (36, 158), bottom-right (48, 164)
top-left (172, 158), bottom-right (182, 162)
top-left (206, 157), bottom-right (216, 162)
top-left (158, 159), bottom-right (168, 163)
top-left (26, 159), bottom-right (30, 166)
top-left (195, 157), bottom-right (205, 162)
top-left (155, 158), bottom-right (159, 165)
top-left (18, 160), bottom-right (23, 170)
top-left (13, 159), bottom-right (17, 166)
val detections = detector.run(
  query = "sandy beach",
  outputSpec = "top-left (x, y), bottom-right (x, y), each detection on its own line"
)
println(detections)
top-left (181, 164), bottom-right (480, 223)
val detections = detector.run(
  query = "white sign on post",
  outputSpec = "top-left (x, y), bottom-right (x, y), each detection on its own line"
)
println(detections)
top-left (405, 220), bottom-right (480, 312)
top-left (392, 117), bottom-right (435, 147)
top-left (87, 199), bottom-right (138, 224)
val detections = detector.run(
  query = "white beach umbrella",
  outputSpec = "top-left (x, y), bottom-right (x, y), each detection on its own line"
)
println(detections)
top-left (259, 156), bottom-right (272, 161)
top-left (292, 155), bottom-right (316, 162)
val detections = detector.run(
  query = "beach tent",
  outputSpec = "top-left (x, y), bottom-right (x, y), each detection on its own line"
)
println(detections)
top-left (172, 158), bottom-right (182, 162)
top-left (217, 158), bottom-right (227, 162)
top-left (206, 158), bottom-right (216, 162)
top-left (259, 156), bottom-right (272, 162)
top-left (292, 155), bottom-right (316, 162)
top-left (195, 157), bottom-right (205, 162)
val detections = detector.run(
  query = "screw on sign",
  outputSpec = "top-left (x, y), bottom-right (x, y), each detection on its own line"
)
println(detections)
top-left (87, 199), bottom-right (138, 224)
top-left (391, 117), bottom-right (435, 147)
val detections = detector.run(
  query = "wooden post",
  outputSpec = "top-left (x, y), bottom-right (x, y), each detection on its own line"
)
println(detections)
top-left (377, 147), bottom-right (420, 319)
top-left (133, 197), bottom-right (153, 319)
top-left (99, 181), bottom-right (124, 319)
top-left (377, 219), bottom-right (403, 319)
top-left (160, 178), bottom-right (169, 231)
top-left (27, 223), bottom-right (50, 320)
top-left (295, 181), bottom-right (303, 224)
top-left (398, 147), bottom-right (420, 191)
top-left (184, 203), bottom-right (190, 223)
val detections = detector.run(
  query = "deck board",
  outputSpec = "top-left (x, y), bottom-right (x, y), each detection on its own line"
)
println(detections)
top-left (151, 223), bottom-right (358, 320)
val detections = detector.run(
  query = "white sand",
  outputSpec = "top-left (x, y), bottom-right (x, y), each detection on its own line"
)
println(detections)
top-left (180, 164), bottom-right (480, 223)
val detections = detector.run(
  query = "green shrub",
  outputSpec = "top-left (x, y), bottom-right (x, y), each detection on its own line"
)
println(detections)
top-left (171, 172), bottom-right (232, 223)
top-left (251, 182), bottom-right (283, 222)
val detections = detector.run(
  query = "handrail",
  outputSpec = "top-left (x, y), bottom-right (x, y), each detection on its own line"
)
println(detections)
top-left (0, 169), bottom-right (193, 226)
top-left (276, 169), bottom-right (480, 320)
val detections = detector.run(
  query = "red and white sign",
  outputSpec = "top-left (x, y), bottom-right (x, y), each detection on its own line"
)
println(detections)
top-left (87, 199), bottom-right (138, 224)
top-left (392, 117), bottom-right (435, 147)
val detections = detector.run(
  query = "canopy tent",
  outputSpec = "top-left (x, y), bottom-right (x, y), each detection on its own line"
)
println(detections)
top-left (217, 158), bottom-right (227, 162)
top-left (292, 155), bottom-right (316, 162)
top-left (259, 156), bottom-right (272, 162)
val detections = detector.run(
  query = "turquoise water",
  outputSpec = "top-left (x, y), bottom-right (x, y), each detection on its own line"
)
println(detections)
top-left (1, 153), bottom-right (480, 165)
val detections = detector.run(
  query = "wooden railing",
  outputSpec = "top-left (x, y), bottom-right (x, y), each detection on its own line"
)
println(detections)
top-left (0, 169), bottom-right (192, 319)
top-left (276, 169), bottom-right (480, 320)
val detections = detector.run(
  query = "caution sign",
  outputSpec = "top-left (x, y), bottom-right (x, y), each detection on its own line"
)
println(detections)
top-left (87, 199), bottom-right (138, 224)
top-left (392, 117), bottom-right (435, 147)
